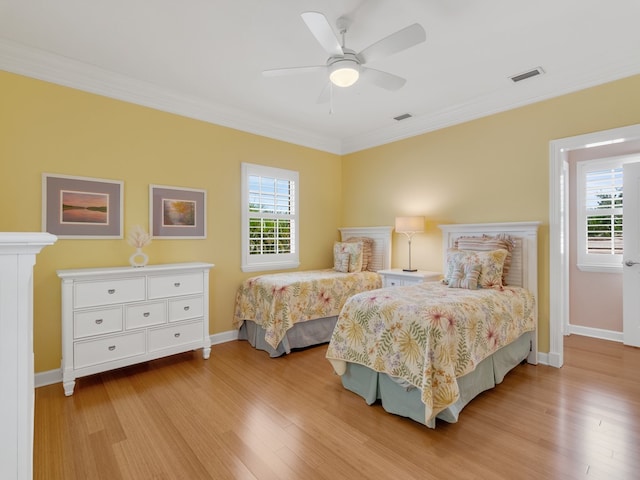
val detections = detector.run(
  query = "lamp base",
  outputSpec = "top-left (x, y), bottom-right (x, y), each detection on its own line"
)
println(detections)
top-left (402, 268), bottom-right (418, 272)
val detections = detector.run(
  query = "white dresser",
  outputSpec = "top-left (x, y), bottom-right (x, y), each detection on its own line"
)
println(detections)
top-left (57, 262), bottom-right (213, 396)
top-left (0, 232), bottom-right (56, 480)
top-left (378, 268), bottom-right (441, 287)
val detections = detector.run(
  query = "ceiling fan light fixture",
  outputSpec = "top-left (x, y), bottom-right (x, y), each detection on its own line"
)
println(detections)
top-left (329, 59), bottom-right (360, 87)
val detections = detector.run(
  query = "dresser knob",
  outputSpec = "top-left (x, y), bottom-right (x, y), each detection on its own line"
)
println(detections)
top-left (108, 345), bottom-right (116, 351)
top-left (143, 312), bottom-right (150, 317)
top-left (174, 282), bottom-right (181, 287)
top-left (108, 289), bottom-right (116, 294)
top-left (174, 333), bottom-right (181, 338)
top-left (183, 306), bottom-right (190, 311)
top-left (95, 319), bottom-right (103, 325)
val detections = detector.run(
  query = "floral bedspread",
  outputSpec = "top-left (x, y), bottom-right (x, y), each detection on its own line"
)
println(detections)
top-left (233, 269), bottom-right (381, 349)
top-left (326, 281), bottom-right (535, 421)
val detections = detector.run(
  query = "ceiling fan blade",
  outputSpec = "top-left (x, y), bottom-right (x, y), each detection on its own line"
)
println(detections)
top-left (361, 68), bottom-right (407, 91)
top-left (357, 23), bottom-right (426, 65)
top-left (301, 11), bottom-right (344, 57)
top-left (263, 65), bottom-right (326, 77)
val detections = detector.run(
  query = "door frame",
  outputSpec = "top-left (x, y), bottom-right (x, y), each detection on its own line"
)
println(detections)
top-left (549, 123), bottom-right (640, 367)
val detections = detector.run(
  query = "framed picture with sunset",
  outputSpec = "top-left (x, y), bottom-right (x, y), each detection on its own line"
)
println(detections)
top-left (42, 173), bottom-right (123, 238)
top-left (149, 184), bottom-right (206, 239)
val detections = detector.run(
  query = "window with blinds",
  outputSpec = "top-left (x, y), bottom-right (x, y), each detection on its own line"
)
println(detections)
top-left (241, 163), bottom-right (299, 272)
top-left (584, 166), bottom-right (623, 255)
top-left (576, 156), bottom-right (631, 272)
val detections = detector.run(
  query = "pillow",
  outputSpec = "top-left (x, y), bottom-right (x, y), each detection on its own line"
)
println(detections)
top-left (333, 241), bottom-right (364, 273)
top-left (445, 248), bottom-right (509, 289)
top-left (448, 262), bottom-right (481, 289)
top-left (454, 234), bottom-right (515, 284)
top-left (343, 236), bottom-right (374, 271)
top-left (333, 251), bottom-right (350, 272)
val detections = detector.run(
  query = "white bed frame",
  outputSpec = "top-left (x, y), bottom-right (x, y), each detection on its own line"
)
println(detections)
top-left (339, 226), bottom-right (393, 272)
top-left (237, 226), bottom-right (393, 357)
top-left (439, 221), bottom-right (540, 364)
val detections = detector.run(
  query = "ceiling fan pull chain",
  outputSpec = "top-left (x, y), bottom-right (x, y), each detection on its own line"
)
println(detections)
top-left (329, 82), bottom-right (334, 115)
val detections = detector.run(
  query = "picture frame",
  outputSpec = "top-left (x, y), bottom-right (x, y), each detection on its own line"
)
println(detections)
top-left (42, 173), bottom-right (123, 239)
top-left (149, 184), bottom-right (206, 239)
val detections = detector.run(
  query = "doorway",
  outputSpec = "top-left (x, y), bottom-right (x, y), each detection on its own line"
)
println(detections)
top-left (549, 123), bottom-right (640, 367)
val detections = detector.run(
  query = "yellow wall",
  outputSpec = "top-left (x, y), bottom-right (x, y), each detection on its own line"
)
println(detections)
top-left (2, 68), bottom-right (639, 372)
top-left (341, 74), bottom-right (640, 352)
top-left (0, 71), bottom-right (342, 372)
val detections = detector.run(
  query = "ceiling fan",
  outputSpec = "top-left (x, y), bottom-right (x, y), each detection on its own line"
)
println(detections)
top-left (263, 11), bottom-right (426, 100)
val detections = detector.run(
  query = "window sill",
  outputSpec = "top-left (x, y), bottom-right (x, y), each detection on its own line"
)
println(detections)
top-left (242, 261), bottom-right (300, 273)
top-left (576, 263), bottom-right (622, 273)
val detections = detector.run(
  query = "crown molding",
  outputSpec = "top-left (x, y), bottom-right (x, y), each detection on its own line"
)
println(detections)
top-left (2, 38), bottom-right (639, 156)
top-left (341, 61), bottom-right (640, 154)
top-left (0, 38), bottom-right (342, 154)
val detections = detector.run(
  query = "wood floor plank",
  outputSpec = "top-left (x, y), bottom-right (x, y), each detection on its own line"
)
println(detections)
top-left (34, 335), bottom-right (640, 479)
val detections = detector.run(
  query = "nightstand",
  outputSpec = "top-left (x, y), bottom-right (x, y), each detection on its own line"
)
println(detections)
top-left (378, 268), bottom-right (441, 288)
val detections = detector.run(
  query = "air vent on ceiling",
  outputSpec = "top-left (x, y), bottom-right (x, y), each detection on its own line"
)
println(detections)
top-left (393, 113), bottom-right (413, 121)
top-left (510, 67), bottom-right (545, 83)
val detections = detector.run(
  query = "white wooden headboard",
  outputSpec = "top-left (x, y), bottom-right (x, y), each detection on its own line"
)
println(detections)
top-left (439, 221), bottom-right (540, 363)
top-left (338, 226), bottom-right (393, 272)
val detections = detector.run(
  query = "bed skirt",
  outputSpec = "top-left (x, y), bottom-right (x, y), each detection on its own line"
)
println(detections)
top-left (339, 331), bottom-right (532, 427)
top-left (238, 316), bottom-right (338, 357)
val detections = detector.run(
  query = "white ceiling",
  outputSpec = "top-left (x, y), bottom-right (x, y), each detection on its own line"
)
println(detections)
top-left (1, 0), bottom-right (639, 154)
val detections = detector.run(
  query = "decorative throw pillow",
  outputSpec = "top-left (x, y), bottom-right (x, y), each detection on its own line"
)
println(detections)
top-left (333, 251), bottom-right (350, 273)
top-left (447, 262), bottom-right (481, 289)
top-left (333, 241), bottom-right (364, 273)
top-left (454, 234), bottom-right (515, 285)
top-left (343, 236), bottom-right (374, 271)
top-left (445, 248), bottom-right (509, 289)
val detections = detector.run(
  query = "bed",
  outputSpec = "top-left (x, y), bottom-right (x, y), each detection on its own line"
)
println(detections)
top-left (326, 221), bottom-right (539, 428)
top-left (233, 226), bottom-right (392, 357)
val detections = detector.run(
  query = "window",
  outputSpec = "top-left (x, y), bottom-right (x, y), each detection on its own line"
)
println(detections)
top-left (576, 155), bottom-right (637, 272)
top-left (241, 163), bottom-right (299, 272)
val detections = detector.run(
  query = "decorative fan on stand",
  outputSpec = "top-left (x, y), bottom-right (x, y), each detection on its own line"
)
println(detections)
top-left (263, 11), bottom-right (426, 102)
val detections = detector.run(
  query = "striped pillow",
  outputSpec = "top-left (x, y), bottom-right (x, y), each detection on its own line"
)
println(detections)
top-left (343, 236), bottom-right (374, 271)
top-left (454, 234), bottom-right (515, 285)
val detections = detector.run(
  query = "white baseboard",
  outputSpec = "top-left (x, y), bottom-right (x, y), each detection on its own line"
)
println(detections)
top-left (567, 324), bottom-right (623, 343)
top-left (534, 327), bottom-right (622, 369)
top-left (536, 351), bottom-right (550, 366)
top-left (210, 329), bottom-right (239, 345)
top-left (34, 369), bottom-right (63, 388)
top-left (35, 329), bottom-right (240, 389)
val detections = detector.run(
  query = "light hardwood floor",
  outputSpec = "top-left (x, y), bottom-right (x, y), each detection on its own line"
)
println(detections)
top-left (34, 335), bottom-right (640, 480)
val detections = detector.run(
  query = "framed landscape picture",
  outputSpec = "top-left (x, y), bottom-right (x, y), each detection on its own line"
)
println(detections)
top-left (149, 184), bottom-right (206, 239)
top-left (42, 173), bottom-right (123, 238)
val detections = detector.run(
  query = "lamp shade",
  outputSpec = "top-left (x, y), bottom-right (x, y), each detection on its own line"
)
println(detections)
top-left (395, 216), bottom-right (425, 233)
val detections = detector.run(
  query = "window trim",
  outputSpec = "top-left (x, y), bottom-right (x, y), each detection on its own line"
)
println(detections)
top-left (575, 154), bottom-right (636, 273)
top-left (241, 162), bottom-right (299, 273)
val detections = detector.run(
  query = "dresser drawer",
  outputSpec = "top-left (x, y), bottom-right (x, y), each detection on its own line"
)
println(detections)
top-left (58, 262), bottom-right (213, 395)
top-left (168, 296), bottom-right (204, 322)
top-left (147, 273), bottom-right (203, 299)
top-left (148, 321), bottom-right (203, 352)
top-left (74, 306), bottom-right (123, 339)
top-left (74, 331), bottom-right (146, 369)
top-left (125, 301), bottom-right (166, 329)
top-left (74, 277), bottom-right (146, 308)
